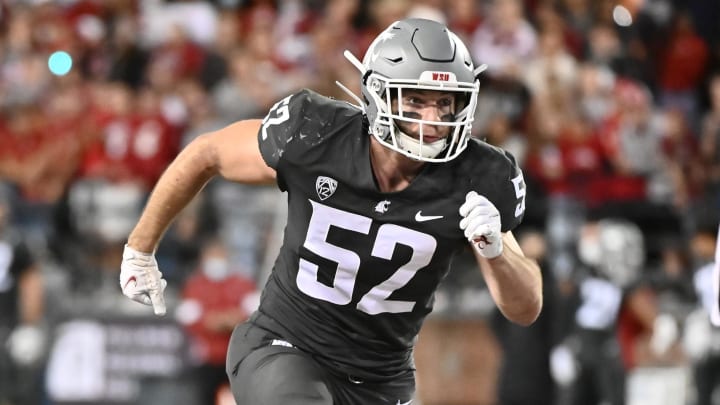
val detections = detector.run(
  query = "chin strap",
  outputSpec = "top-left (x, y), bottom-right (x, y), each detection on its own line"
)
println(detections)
top-left (395, 130), bottom-right (447, 159)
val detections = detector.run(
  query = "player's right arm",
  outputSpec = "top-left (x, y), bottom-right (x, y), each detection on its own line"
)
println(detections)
top-left (121, 119), bottom-right (273, 315)
top-left (122, 90), bottom-right (320, 314)
top-left (127, 119), bottom-right (274, 253)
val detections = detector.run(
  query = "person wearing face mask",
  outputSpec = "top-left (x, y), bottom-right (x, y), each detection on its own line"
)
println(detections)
top-left (175, 237), bottom-right (259, 405)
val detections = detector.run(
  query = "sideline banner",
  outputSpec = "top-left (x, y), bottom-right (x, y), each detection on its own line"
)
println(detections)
top-left (45, 317), bottom-right (187, 404)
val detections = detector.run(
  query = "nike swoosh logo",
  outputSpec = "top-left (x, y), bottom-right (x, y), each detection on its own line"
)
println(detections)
top-left (396, 400), bottom-right (412, 405)
top-left (415, 211), bottom-right (443, 222)
top-left (123, 276), bottom-right (137, 290)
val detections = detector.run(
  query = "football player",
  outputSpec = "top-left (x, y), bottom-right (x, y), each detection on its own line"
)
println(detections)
top-left (120, 18), bottom-right (542, 404)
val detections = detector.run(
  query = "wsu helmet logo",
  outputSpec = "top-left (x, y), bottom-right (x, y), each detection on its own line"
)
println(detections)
top-left (315, 176), bottom-right (338, 200)
top-left (374, 200), bottom-right (390, 214)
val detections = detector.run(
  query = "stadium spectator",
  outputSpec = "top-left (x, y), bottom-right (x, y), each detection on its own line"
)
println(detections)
top-left (176, 237), bottom-right (258, 405)
top-left (471, 0), bottom-right (538, 79)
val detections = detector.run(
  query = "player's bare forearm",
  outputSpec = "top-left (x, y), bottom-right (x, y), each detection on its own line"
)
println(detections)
top-left (128, 135), bottom-right (218, 253)
top-left (127, 120), bottom-right (274, 253)
top-left (474, 232), bottom-right (543, 326)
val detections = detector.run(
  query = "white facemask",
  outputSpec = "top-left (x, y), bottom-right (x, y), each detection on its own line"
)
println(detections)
top-left (395, 130), bottom-right (447, 159)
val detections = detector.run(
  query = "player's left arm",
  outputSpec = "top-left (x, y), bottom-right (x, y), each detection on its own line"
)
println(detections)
top-left (473, 229), bottom-right (542, 326)
top-left (459, 154), bottom-right (542, 325)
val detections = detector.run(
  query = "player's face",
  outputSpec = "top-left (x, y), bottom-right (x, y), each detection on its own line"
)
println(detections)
top-left (392, 90), bottom-right (455, 141)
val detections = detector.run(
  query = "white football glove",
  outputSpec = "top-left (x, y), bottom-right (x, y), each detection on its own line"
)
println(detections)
top-left (459, 191), bottom-right (503, 259)
top-left (120, 244), bottom-right (167, 315)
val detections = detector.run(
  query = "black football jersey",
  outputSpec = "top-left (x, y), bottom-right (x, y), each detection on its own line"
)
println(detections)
top-left (0, 235), bottom-right (34, 328)
top-left (254, 89), bottom-right (526, 380)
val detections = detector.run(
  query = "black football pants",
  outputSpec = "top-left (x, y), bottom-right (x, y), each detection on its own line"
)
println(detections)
top-left (225, 319), bottom-right (415, 405)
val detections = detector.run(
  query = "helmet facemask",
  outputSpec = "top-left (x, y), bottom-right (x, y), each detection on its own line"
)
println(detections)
top-left (365, 74), bottom-right (479, 162)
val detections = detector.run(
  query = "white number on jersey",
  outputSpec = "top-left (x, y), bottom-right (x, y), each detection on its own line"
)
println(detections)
top-left (576, 277), bottom-right (622, 330)
top-left (511, 171), bottom-right (526, 218)
top-left (261, 95), bottom-right (293, 141)
top-left (297, 200), bottom-right (438, 315)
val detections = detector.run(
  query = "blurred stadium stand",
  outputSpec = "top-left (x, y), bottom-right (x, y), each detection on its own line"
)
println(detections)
top-left (1, 0), bottom-right (720, 404)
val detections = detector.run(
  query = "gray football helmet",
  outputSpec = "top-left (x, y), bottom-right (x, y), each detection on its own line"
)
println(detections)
top-left (340, 18), bottom-right (485, 162)
top-left (578, 218), bottom-right (645, 288)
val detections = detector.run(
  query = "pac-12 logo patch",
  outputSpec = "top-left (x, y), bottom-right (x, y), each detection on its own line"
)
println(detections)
top-left (316, 176), bottom-right (338, 200)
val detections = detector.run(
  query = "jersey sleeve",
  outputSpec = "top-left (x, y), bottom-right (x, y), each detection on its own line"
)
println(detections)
top-left (257, 92), bottom-right (302, 170)
top-left (257, 89), bottom-right (354, 168)
top-left (257, 89), bottom-right (363, 191)
top-left (497, 150), bottom-right (526, 233)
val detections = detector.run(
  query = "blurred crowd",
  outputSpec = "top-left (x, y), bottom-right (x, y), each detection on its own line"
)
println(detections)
top-left (1, 0), bottom-right (720, 404)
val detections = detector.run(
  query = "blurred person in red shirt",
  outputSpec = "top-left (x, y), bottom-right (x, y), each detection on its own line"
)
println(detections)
top-left (176, 237), bottom-right (258, 405)
top-left (593, 79), bottom-right (667, 203)
top-left (657, 11), bottom-right (709, 123)
top-left (0, 91), bottom-right (85, 241)
top-left (587, 79), bottom-right (686, 258)
top-left (523, 105), bottom-right (606, 205)
top-left (0, 73), bottom-right (88, 202)
top-left (79, 83), bottom-right (180, 192)
top-left (616, 241), bottom-right (690, 374)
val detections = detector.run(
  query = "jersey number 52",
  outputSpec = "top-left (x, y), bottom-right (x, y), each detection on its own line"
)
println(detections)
top-left (297, 201), bottom-right (437, 315)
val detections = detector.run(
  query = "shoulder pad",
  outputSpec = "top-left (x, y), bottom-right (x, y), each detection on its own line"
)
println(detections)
top-left (258, 89), bottom-right (362, 169)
